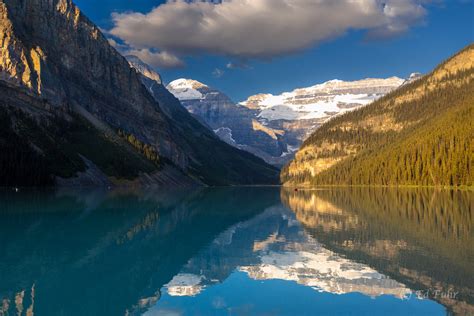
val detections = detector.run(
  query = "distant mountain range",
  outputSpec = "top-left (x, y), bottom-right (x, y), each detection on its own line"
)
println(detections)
top-left (282, 44), bottom-right (474, 187)
top-left (0, 0), bottom-right (278, 187)
top-left (167, 76), bottom-right (412, 166)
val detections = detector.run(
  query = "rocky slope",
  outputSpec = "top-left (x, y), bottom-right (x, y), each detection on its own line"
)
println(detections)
top-left (282, 44), bottom-right (474, 187)
top-left (0, 0), bottom-right (278, 186)
top-left (168, 77), bottom-right (405, 166)
top-left (167, 79), bottom-right (286, 162)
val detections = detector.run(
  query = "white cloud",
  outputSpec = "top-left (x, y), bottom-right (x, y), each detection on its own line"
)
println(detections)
top-left (108, 38), bottom-right (127, 50)
top-left (126, 49), bottom-right (184, 68)
top-left (109, 37), bottom-right (184, 68)
top-left (212, 68), bottom-right (225, 78)
top-left (109, 0), bottom-right (427, 60)
top-left (226, 60), bottom-right (251, 69)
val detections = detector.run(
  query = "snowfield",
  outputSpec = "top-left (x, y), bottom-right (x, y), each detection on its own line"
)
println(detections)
top-left (240, 77), bottom-right (405, 121)
top-left (167, 78), bottom-right (205, 100)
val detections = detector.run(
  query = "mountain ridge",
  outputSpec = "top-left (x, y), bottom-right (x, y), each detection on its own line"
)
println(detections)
top-left (167, 76), bottom-right (406, 166)
top-left (0, 0), bottom-right (279, 186)
top-left (240, 76), bottom-right (406, 120)
top-left (126, 55), bottom-right (162, 84)
top-left (282, 44), bottom-right (474, 187)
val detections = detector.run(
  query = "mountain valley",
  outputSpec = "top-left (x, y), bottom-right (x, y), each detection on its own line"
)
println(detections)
top-left (166, 76), bottom-right (409, 166)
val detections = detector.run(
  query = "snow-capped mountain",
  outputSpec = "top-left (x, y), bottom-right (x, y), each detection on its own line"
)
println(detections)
top-left (167, 78), bottom-right (207, 100)
top-left (240, 77), bottom-right (405, 121)
top-left (167, 76), bottom-right (407, 166)
top-left (167, 79), bottom-right (286, 161)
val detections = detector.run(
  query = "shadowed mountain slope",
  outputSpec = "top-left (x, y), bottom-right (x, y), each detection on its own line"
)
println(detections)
top-left (0, 0), bottom-right (278, 186)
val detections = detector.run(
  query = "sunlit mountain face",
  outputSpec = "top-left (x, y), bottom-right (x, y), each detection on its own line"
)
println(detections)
top-left (0, 187), bottom-right (471, 315)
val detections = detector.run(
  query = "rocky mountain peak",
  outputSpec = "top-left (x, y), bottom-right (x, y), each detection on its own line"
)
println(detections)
top-left (126, 55), bottom-right (162, 84)
top-left (167, 78), bottom-right (210, 100)
top-left (241, 93), bottom-right (273, 110)
top-left (168, 78), bottom-right (208, 90)
top-left (0, 0), bottom-right (146, 108)
top-left (401, 72), bottom-right (423, 85)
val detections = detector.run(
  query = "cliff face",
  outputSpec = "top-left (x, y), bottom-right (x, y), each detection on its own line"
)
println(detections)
top-left (166, 79), bottom-right (285, 162)
top-left (0, 0), bottom-right (278, 186)
top-left (0, 0), bottom-right (175, 155)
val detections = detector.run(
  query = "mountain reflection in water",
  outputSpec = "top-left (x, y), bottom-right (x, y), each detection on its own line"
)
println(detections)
top-left (0, 187), bottom-right (471, 315)
top-left (281, 188), bottom-right (474, 315)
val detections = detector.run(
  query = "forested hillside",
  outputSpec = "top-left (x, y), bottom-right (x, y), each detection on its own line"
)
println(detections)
top-left (282, 44), bottom-right (474, 187)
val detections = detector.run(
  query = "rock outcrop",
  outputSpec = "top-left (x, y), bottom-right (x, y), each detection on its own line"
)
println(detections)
top-left (126, 55), bottom-right (162, 84)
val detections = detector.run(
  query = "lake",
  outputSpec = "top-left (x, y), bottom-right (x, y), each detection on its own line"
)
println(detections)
top-left (0, 187), bottom-right (472, 315)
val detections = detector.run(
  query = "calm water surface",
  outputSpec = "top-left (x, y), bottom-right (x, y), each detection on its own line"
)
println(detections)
top-left (0, 187), bottom-right (472, 315)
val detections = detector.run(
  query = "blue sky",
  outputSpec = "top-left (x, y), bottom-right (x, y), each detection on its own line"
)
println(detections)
top-left (75, 0), bottom-right (474, 102)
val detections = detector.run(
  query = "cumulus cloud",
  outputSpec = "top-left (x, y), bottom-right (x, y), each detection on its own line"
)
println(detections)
top-left (126, 49), bottom-right (185, 68)
top-left (109, 0), bottom-right (428, 60)
top-left (108, 38), bottom-right (127, 50)
top-left (367, 0), bottom-right (430, 38)
top-left (109, 37), bottom-right (184, 68)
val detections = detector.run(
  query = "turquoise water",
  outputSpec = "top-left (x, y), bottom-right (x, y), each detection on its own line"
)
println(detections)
top-left (0, 187), bottom-right (472, 315)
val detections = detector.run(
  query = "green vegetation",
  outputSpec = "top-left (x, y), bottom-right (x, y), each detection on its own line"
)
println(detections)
top-left (118, 129), bottom-right (160, 165)
top-left (0, 106), bottom-right (160, 186)
top-left (316, 95), bottom-right (473, 186)
top-left (0, 107), bottom-right (55, 186)
top-left (150, 90), bottom-right (280, 185)
top-left (282, 45), bottom-right (474, 187)
top-left (54, 117), bottom-right (159, 179)
top-left (0, 95), bottom-right (278, 187)
top-left (187, 133), bottom-right (280, 185)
